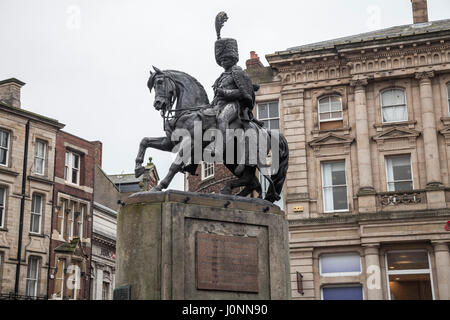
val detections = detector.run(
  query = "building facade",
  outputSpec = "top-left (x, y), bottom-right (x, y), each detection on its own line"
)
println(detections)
top-left (47, 131), bottom-right (101, 299)
top-left (251, 0), bottom-right (450, 300)
top-left (91, 165), bottom-right (119, 300)
top-left (0, 79), bottom-right (64, 299)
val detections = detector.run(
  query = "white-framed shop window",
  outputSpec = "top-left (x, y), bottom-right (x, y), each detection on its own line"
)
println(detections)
top-left (25, 257), bottom-right (39, 298)
top-left (65, 151), bottom-right (80, 185)
top-left (319, 252), bottom-right (362, 277)
top-left (381, 88), bottom-right (407, 123)
top-left (257, 101), bottom-right (280, 130)
top-left (385, 249), bottom-right (434, 300)
top-left (321, 161), bottom-right (348, 212)
top-left (385, 155), bottom-right (413, 192)
top-left (201, 162), bottom-right (214, 180)
top-left (0, 129), bottom-right (10, 167)
top-left (30, 194), bottom-right (43, 234)
top-left (34, 140), bottom-right (46, 175)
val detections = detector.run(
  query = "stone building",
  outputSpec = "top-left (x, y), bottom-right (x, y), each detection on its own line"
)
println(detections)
top-left (250, 0), bottom-right (450, 300)
top-left (91, 165), bottom-right (119, 300)
top-left (0, 78), bottom-right (64, 299)
top-left (47, 131), bottom-right (101, 300)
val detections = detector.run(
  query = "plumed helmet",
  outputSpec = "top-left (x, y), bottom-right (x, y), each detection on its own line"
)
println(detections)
top-left (214, 12), bottom-right (239, 66)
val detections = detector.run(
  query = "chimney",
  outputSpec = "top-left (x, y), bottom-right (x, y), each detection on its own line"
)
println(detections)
top-left (0, 78), bottom-right (25, 108)
top-left (91, 140), bottom-right (103, 168)
top-left (246, 51), bottom-right (264, 70)
top-left (411, 0), bottom-right (429, 24)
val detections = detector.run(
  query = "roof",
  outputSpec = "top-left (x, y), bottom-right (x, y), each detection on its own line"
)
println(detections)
top-left (109, 173), bottom-right (143, 185)
top-left (0, 78), bottom-right (25, 86)
top-left (0, 102), bottom-right (65, 129)
top-left (274, 19), bottom-right (450, 55)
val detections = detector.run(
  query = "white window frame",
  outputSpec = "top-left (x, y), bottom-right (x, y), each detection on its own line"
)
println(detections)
top-left (30, 194), bottom-right (43, 234)
top-left (318, 95), bottom-right (343, 125)
top-left (77, 204), bottom-right (85, 239)
top-left (256, 101), bottom-right (280, 131)
top-left (0, 129), bottom-right (10, 167)
top-left (320, 283), bottom-right (364, 300)
top-left (25, 257), bottom-right (39, 298)
top-left (381, 88), bottom-right (408, 123)
top-left (53, 259), bottom-right (65, 300)
top-left (319, 252), bottom-right (362, 277)
top-left (385, 155), bottom-right (414, 192)
top-left (102, 281), bottom-right (110, 300)
top-left (58, 199), bottom-right (67, 237)
top-left (384, 249), bottom-right (435, 300)
top-left (201, 162), bottom-right (214, 180)
top-left (69, 202), bottom-right (76, 239)
top-left (0, 186), bottom-right (5, 228)
top-left (321, 161), bottom-right (349, 213)
top-left (33, 140), bottom-right (46, 176)
top-left (65, 151), bottom-right (80, 185)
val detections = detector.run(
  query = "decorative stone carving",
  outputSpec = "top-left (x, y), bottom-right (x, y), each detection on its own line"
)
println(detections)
top-left (372, 127), bottom-right (420, 151)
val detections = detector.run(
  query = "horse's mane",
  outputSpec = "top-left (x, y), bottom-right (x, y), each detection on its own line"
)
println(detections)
top-left (164, 70), bottom-right (209, 104)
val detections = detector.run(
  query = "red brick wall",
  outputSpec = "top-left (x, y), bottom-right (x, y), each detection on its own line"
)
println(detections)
top-left (187, 164), bottom-right (238, 194)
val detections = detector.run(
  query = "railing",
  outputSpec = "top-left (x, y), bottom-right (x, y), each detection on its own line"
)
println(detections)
top-left (0, 292), bottom-right (47, 300)
top-left (377, 190), bottom-right (427, 207)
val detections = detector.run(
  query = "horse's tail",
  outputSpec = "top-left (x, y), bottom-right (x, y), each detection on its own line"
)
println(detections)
top-left (265, 132), bottom-right (289, 203)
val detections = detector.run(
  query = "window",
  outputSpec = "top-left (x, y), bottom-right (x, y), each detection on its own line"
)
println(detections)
top-left (67, 262), bottom-right (81, 300)
top-left (65, 151), bottom-right (80, 185)
top-left (322, 285), bottom-right (363, 300)
top-left (386, 250), bottom-right (434, 300)
top-left (318, 96), bottom-right (343, 130)
top-left (257, 102), bottom-right (280, 130)
top-left (320, 253), bottom-right (361, 276)
top-left (381, 89), bottom-right (407, 123)
top-left (30, 194), bottom-right (43, 234)
top-left (201, 162), bottom-right (214, 180)
top-left (0, 186), bottom-right (5, 228)
top-left (77, 204), bottom-right (85, 239)
top-left (321, 161), bottom-right (348, 212)
top-left (102, 281), bottom-right (110, 300)
top-left (68, 202), bottom-right (76, 238)
top-left (386, 155), bottom-right (413, 192)
top-left (0, 129), bottom-right (9, 166)
top-left (34, 140), bottom-right (46, 175)
top-left (25, 257), bottom-right (39, 298)
top-left (259, 173), bottom-right (284, 210)
top-left (57, 199), bottom-right (66, 236)
top-left (54, 259), bottom-right (65, 299)
top-left (447, 83), bottom-right (450, 116)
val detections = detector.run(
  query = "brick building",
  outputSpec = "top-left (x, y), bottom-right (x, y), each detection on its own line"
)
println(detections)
top-left (47, 131), bottom-right (101, 299)
top-left (251, 0), bottom-right (450, 300)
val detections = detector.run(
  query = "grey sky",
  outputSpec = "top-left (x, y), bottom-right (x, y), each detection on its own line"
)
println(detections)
top-left (1, 0), bottom-right (449, 191)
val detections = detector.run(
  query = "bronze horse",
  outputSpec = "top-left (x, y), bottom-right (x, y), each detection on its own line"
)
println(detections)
top-left (135, 67), bottom-right (289, 203)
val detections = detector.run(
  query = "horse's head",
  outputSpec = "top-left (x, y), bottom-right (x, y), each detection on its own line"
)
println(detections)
top-left (147, 66), bottom-right (177, 115)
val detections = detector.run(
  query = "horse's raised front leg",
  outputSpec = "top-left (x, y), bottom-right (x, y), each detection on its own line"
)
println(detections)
top-left (135, 136), bottom-right (173, 178)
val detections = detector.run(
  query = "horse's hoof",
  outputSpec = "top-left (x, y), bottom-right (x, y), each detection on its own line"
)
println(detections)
top-left (234, 164), bottom-right (245, 176)
top-left (135, 166), bottom-right (145, 178)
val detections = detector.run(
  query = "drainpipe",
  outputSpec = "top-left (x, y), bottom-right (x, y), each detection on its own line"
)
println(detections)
top-left (15, 120), bottom-right (30, 296)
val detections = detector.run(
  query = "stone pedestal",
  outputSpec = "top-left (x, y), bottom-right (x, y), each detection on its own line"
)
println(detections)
top-left (114, 190), bottom-right (291, 300)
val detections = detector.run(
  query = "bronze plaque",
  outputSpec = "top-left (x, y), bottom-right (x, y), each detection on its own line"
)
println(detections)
top-left (196, 233), bottom-right (259, 293)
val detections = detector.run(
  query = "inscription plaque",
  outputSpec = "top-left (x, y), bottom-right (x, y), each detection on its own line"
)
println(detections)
top-left (113, 284), bottom-right (131, 300)
top-left (196, 233), bottom-right (259, 293)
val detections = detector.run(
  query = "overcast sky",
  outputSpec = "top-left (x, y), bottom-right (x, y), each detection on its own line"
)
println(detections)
top-left (1, 0), bottom-right (449, 191)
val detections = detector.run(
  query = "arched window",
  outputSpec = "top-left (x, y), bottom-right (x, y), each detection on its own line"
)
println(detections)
top-left (381, 89), bottom-right (407, 123)
top-left (318, 95), bottom-right (343, 130)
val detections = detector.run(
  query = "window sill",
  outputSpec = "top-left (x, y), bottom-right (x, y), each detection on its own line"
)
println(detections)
top-left (0, 166), bottom-right (19, 177)
top-left (374, 120), bottom-right (416, 131)
top-left (28, 175), bottom-right (54, 185)
top-left (29, 232), bottom-right (45, 238)
top-left (0, 227), bottom-right (8, 232)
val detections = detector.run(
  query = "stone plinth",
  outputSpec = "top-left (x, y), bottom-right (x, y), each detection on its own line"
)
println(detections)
top-left (114, 190), bottom-right (291, 300)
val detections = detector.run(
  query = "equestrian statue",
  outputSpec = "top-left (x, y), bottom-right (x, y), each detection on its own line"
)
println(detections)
top-left (134, 12), bottom-right (289, 203)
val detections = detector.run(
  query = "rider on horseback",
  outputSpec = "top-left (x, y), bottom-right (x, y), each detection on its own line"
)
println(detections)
top-left (209, 12), bottom-right (264, 175)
